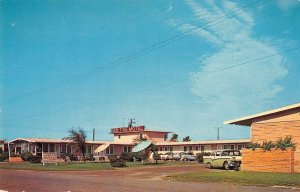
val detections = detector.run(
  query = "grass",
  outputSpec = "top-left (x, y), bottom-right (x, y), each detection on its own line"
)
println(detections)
top-left (0, 160), bottom-right (196, 171)
top-left (170, 171), bottom-right (300, 188)
top-left (0, 162), bottom-right (113, 171)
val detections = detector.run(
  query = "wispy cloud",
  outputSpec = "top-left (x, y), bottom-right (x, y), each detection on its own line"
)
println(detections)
top-left (171, 0), bottom-right (288, 138)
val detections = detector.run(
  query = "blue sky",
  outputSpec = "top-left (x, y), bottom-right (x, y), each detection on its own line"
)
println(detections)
top-left (1, 0), bottom-right (300, 142)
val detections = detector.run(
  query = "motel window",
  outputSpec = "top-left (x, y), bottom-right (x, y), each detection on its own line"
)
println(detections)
top-left (61, 144), bottom-right (66, 153)
top-left (106, 146), bottom-right (114, 155)
top-left (164, 146), bottom-right (169, 151)
top-left (67, 145), bottom-right (71, 153)
top-left (189, 146), bottom-right (192, 151)
top-left (237, 144), bottom-right (243, 150)
top-left (87, 145), bottom-right (92, 154)
top-left (49, 144), bottom-right (55, 152)
top-left (159, 147), bottom-right (163, 151)
top-left (217, 144), bottom-right (222, 150)
top-left (43, 144), bottom-right (48, 152)
top-left (164, 134), bottom-right (168, 141)
top-left (184, 146), bottom-right (187, 152)
top-left (223, 144), bottom-right (228, 150)
top-left (123, 146), bottom-right (131, 153)
top-left (230, 144), bottom-right (235, 150)
top-left (195, 146), bottom-right (199, 151)
top-left (200, 145), bottom-right (205, 152)
top-left (169, 146), bottom-right (173, 152)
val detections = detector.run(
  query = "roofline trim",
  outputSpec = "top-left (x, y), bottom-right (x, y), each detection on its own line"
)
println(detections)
top-left (224, 102), bottom-right (300, 125)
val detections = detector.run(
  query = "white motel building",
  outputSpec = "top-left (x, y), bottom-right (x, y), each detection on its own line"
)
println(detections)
top-left (7, 125), bottom-right (250, 158)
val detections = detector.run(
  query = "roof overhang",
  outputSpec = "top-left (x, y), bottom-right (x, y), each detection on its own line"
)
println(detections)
top-left (224, 102), bottom-right (300, 126)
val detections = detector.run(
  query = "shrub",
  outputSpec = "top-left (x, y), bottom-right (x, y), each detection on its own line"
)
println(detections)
top-left (21, 151), bottom-right (34, 161)
top-left (275, 136), bottom-right (296, 150)
top-left (64, 153), bottom-right (76, 161)
top-left (120, 152), bottom-right (135, 162)
top-left (262, 141), bottom-right (275, 151)
top-left (109, 155), bottom-right (126, 167)
top-left (196, 153), bottom-right (204, 163)
top-left (132, 151), bottom-right (146, 161)
top-left (196, 152), bottom-right (210, 163)
top-left (246, 142), bottom-right (261, 151)
top-left (29, 155), bottom-right (42, 163)
top-left (0, 152), bottom-right (9, 162)
top-left (85, 153), bottom-right (94, 161)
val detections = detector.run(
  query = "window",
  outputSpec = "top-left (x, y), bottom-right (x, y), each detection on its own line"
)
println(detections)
top-left (61, 144), bottom-right (66, 153)
top-left (217, 144), bottom-right (222, 150)
top-left (230, 144), bottom-right (235, 150)
top-left (67, 145), bottom-right (71, 153)
top-left (164, 146), bottom-right (169, 151)
top-left (159, 147), bottom-right (163, 151)
top-left (189, 146), bottom-right (192, 151)
top-left (223, 144), bottom-right (228, 150)
top-left (123, 146), bottom-right (131, 153)
top-left (200, 145), bottom-right (205, 152)
top-left (169, 146), bottom-right (173, 152)
top-left (43, 144), bottom-right (48, 152)
top-left (237, 144), bottom-right (242, 150)
top-left (195, 146), bottom-right (199, 151)
top-left (106, 146), bottom-right (114, 155)
top-left (87, 145), bottom-right (92, 154)
top-left (49, 144), bottom-right (55, 152)
top-left (184, 146), bottom-right (187, 152)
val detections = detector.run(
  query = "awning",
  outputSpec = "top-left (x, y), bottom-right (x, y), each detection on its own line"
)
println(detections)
top-left (94, 143), bottom-right (110, 153)
top-left (132, 140), bottom-right (152, 153)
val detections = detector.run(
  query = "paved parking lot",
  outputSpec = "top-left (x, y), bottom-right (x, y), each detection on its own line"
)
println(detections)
top-left (0, 164), bottom-right (296, 192)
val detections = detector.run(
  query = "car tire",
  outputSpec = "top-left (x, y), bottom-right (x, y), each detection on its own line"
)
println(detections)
top-left (206, 162), bottom-right (212, 169)
top-left (223, 161), bottom-right (230, 170)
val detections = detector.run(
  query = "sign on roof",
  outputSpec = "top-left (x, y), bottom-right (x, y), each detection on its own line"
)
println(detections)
top-left (111, 126), bottom-right (145, 134)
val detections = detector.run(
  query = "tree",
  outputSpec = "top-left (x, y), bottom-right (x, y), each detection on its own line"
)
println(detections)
top-left (183, 136), bottom-right (191, 142)
top-left (63, 127), bottom-right (87, 162)
top-left (169, 133), bottom-right (178, 142)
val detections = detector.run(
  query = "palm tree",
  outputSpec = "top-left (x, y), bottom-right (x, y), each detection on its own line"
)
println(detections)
top-left (183, 136), bottom-right (191, 142)
top-left (64, 127), bottom-right (87, 162)
top-left (169, 133), bottom-right (178, 142)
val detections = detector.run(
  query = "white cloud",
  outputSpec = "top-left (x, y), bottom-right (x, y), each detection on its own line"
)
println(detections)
top-left (276, 0), bottom-right (299, 11)
top-left (172, 0), bottom-right (288, 138)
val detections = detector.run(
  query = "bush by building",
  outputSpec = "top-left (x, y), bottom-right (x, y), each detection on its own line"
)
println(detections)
top-left (0, 152), bottom-right (9, 162)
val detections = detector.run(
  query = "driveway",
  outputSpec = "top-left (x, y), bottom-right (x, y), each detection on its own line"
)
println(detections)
top-left (0, 164), bottom-right (297, 192)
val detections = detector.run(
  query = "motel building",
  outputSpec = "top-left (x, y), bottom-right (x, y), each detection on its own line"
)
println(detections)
top-left (224, 102), bottom-right (300, 173)
top-left (7, 125), bottom-right (250, 160)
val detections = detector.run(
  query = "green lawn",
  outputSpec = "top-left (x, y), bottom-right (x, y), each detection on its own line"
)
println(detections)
top-left (0, 161), bottom-right (196, 171)
top-left (170, 171), bottom-right (300, 187)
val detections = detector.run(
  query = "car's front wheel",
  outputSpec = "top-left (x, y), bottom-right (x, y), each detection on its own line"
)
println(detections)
top-left (223, 161), bottom-right (230, 170)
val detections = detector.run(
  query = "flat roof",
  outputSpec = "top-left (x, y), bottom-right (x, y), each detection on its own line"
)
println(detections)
top-left (224, 102), bottom-right (300, 126)
top-left (156, 139), bottom-right (250, 146)
top-left (8, 138), bottom-right (110, 144)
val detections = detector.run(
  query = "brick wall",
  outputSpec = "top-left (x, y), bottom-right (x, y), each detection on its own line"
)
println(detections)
top-left (251, 120), bottom-right (300, 173)
top-left (241, 149), bottom-right (295, 173)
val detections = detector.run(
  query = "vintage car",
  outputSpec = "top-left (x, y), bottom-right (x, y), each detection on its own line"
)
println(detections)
top-left (203, 150), bottom-right (242, 170)
top-left (179, 152), bottom-right (197, 161)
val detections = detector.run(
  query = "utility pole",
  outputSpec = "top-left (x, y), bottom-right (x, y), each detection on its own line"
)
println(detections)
top-left (92, 128), bottom-right (95, 141)
top-left (216, 127), bottom-right (221, 140)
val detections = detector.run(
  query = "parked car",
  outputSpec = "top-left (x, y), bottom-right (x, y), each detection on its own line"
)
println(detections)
top-left (161, 152), bottom-right (181, 161)
top-left (179, 152), bottom-right (197, 161)
top-left (160, 152), bottom-right (173, 161)
top-left (203, 150), bottom-right (242, 170)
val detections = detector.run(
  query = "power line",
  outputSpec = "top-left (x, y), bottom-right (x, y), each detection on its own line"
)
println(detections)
top-left (8, 44), bottom-right (300, 121)
top-left (3, 0), bottom-right (265, 105)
